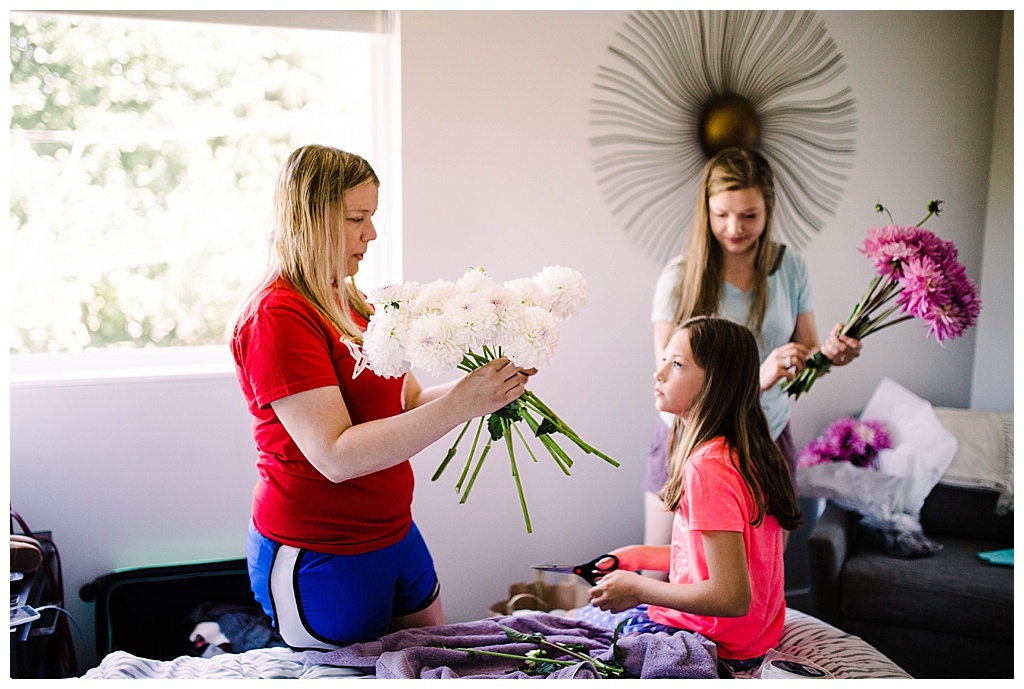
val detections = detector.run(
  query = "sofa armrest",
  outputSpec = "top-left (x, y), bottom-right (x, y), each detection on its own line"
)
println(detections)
top-left (807, 501), bottom-right (858, 624)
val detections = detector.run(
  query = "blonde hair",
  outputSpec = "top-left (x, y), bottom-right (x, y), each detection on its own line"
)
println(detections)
top-left (672, 147), bottom-right (781, 339)
top-left (661, 317), bottom-right (801, 531)
top-left (235, 144), bottom-right (378, 343)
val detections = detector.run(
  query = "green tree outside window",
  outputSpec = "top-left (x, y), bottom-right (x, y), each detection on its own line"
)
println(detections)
top-left (9, 12), bottom-right (377, 354)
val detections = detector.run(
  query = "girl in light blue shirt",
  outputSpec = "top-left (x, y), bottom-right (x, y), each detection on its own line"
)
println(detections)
top-left (644, 147), bottom-right (862, 550)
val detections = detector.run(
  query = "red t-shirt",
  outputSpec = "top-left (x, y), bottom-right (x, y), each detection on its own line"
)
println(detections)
top-left (231, 278), bottom-right (413, 555)
top-left (648, 437), bottom-right (786, 660)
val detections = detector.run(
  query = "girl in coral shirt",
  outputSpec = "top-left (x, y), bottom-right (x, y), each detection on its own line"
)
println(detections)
top-left (580, 316), bottom-right (802, 675)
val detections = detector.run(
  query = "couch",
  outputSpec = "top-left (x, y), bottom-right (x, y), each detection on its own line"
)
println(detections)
top-left (807, 408), bottom-right (1013, 679)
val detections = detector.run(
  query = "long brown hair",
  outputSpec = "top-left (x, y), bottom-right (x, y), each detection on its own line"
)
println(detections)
top-left (234, 144), bottom-right (378, 342)
top-left (661, 316), bottom-right (802, 531)
top-left (672, 147), bottom-right (781, 339)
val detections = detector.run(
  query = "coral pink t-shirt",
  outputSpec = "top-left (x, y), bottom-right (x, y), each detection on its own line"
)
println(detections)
top-left (231, 278), bottom-right (413, 555)
top-left (648, 437), bottom-right (786, 660)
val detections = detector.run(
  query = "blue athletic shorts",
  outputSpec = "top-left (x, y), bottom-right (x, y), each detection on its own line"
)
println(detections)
top-left (246, 521), bottom-right (440, 650)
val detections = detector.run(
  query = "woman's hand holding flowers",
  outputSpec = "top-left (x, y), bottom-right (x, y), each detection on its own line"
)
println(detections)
top-left (761, 342), bottom-right (811, 391)
top-left (447, 358), bottom-right (532, 422)
top-left (820, 324), bottom-right (862, 367)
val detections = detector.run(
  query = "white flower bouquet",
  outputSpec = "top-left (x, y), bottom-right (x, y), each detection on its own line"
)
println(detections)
top-left (363, 266), bottom-right (618, 533)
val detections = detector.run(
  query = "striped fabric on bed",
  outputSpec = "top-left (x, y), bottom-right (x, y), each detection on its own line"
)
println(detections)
top-left (80, 647), bottom-right (370, 680)
top-left (732, 608), bottom-right (912, 679)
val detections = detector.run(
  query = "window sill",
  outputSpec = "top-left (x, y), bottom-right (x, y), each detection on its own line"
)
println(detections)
top-left (9, 345), bottom-right (236, 388)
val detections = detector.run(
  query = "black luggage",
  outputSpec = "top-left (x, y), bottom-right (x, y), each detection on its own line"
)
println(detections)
top-left (78, 558), bottom-right (263, 664)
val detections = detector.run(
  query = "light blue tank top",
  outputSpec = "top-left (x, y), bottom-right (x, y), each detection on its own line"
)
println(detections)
top-left (651, 246), bottom-right (814, 438)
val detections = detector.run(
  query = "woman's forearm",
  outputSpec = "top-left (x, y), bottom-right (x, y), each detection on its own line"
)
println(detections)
top-left (406, 378), bottom-right (458, 410)
top-left (273, 385), bottom-right (468, 483)
top-left (274, 360), bottom-right (529, 483)
top-left (324, 397), bottom-right (470, 481)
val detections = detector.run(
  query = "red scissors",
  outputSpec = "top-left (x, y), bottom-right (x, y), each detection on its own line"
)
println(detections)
top-left (532, 553), bottom-right (619, 585)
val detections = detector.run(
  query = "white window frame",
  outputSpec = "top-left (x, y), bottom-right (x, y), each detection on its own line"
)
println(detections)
top-left (8, 9), bottom-right (403, 384)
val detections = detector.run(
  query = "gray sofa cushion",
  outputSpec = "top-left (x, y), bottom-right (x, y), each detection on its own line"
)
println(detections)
top-left (839, 533), bottom-right (1013, 642)
top-left (920, 484), bottom-right (1013, 543)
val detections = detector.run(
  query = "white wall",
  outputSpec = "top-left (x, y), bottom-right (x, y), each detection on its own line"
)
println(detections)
top-left (7, 10), bottom-right (1010, 672)
top-left (971, 11), bottom-right (1015, 412)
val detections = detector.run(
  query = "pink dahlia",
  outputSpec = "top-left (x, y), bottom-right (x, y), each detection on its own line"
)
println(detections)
top-left (784, 200), bottom-right (983, 400)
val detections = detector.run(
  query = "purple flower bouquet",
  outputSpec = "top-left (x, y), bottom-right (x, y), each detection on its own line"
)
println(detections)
top-left (798, 416), bottom-right (892, 470)
top-left (796, 412), bottom-right (946, 558)
top-left (783, 201), bottom-right (981, 399)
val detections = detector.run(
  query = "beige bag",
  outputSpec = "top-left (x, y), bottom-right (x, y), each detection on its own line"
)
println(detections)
top-left (11, 533), bottom-right (44, 573)
top-left (488, 571), bottom-right (591, 617)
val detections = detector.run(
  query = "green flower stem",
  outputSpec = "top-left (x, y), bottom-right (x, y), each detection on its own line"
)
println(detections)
top-left (533, 641), bottom-right (612, 671)
top-left (511, 422), bottom-right (541, 464)
top-left (432, 419), bottom-right (472, 481)
top-left (505, 420), bottom-right (532, 534)
top-left (857, 313), bottom-right (914, 337)
top-left (787, 274), bottom-right (909, 401)
top-left (450, 623), bottom-right (628, 678)
top-left (439, 350), bottom-right (620, 531)
top-left (843, 279), bottom-right (901, 339)
top-left (538, 434), bottom-right (573, 476)
top-left (453, 648), bottom-right (581, 669)
top-left (519, 396), bottom-right (619, 468)
top-left (563, 434), bottom-right (620, 467)
top-left (844, 275), bottom-right (882, 327)
top-left (855, 305), bottom-right (903, 338)
top-left (917, 200), bottom-right (942, 227)
top-left (520, 408), bottom-right (573, 472)
top-left (459, 437), bottom-right (492, 504)
top-left (521, 391), bottom-right (572, 431)
top-left (455, 417), bottom-right (486, 494)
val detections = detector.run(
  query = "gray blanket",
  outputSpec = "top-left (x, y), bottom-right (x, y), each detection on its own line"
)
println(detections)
top-left (299, 612), bottom-right (718, 679)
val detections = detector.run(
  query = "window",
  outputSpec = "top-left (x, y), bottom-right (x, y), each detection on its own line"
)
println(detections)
top-left (9, 10), bottom-right (399, 376)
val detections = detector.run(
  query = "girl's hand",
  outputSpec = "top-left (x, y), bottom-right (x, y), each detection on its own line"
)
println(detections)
top-left (760, 342), bottom-right (812, 391)
top-left (589, 569), bottom-right (646, 613)
top-left (446, 357), bottom-right (531, 422)
top-left (821, 324), bottom-right (862, 366)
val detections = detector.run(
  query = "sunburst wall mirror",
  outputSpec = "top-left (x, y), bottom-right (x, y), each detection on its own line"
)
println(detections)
top-left (590, 10), bottom-right (857, 264)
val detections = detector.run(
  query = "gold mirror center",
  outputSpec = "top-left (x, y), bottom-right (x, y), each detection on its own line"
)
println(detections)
top-left (700, 94), bottom-right (761, 156)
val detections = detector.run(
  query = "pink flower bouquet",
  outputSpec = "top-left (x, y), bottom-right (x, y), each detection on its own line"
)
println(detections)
top-left (784, 200), bottom-right (982, 399)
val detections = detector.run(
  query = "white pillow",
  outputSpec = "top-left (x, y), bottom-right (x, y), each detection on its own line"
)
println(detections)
top-left (858, 378), bottom-right (958, 518)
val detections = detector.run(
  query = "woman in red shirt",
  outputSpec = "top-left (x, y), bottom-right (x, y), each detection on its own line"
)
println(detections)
top-left (231, 144), bottom-right (531, 649)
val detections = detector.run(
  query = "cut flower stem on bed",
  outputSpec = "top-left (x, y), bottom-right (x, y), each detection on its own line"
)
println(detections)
top-left (453, 622), bottom-right (628, 678)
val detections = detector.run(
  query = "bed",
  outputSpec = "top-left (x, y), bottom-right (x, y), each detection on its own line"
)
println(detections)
top-left (76, 558), bottom-right (910, 679)
top-left (79, 607), bottom-right (911, 679)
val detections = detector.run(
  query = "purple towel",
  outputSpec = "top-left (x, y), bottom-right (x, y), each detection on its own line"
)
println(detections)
top-left (298, 612), bottom-right (717, 679)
